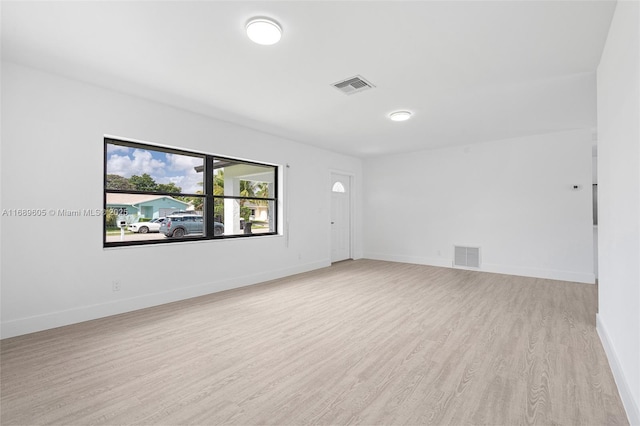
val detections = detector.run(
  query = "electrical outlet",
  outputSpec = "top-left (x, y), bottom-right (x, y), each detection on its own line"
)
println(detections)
top-left (112, 280), bottom-right (121, 292)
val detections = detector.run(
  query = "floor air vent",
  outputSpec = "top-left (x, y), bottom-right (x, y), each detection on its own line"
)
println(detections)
top-left (454, 246), bottom-right (481, 268)
top-left (332, 75), bottom-right (375, 95)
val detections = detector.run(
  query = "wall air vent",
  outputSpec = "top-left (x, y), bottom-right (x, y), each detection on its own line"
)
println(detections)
top-left (454, 246), bottom-right (481, 268)
top-left (332, 75), bottom-right (375, 95)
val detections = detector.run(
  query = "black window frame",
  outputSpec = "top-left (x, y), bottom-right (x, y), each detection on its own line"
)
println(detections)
top-left (104, 138), bottom-right (278, 247)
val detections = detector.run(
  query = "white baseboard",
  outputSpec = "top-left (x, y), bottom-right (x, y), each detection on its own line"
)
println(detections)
top-left (597, 314), bottom-right (640, 426)
top-left (364, 252), bottom-right (451, 268)
top-left (1, 259), bottom-right (330, 339)
top-left (481, 262), bottom-right (596, 284)
top-left (363, 253), bottom-right (595, 284)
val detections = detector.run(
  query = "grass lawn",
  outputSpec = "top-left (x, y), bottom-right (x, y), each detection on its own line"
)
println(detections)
top-left (106, 227), bottom-right (134, 235)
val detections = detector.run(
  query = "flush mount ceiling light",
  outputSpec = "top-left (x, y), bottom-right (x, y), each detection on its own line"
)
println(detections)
top-left (246, 18), bottom-right (282, 45)
top-left (389, 110), bottom-right (413, 122)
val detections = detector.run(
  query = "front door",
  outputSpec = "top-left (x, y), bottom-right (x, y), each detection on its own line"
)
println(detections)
top-left (331, 173), bottom-right (351, 263)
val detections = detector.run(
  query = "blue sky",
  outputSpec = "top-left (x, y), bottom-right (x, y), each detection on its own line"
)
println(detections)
top-left (106, 144), bottom-right (203, 193)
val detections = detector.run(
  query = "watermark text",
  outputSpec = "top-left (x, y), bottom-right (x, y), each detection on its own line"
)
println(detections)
top-left (2, 208), bottom-right (127, 217)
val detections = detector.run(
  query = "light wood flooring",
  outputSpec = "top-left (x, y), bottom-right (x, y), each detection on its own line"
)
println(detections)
top-left (0, 260), bottom-right (628, 425)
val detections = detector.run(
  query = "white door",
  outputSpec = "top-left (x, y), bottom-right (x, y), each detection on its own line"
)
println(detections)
top-left (331, 173), bottom-right (351, 262)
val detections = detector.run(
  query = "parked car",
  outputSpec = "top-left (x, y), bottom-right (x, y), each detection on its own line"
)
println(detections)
top-left (167, 210), bottom-right (199, 215)
top-left (128, 217), bottom-right (165, 234)
top-left (213, 222), bottom-right (224, 236)
top-left (159, 214), bottom-right (224, 237)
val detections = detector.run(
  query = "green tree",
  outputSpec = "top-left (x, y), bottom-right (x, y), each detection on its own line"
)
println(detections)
top-left (174, 180), bottom-right (203, 212)
top-left (105, 208), bottom-right (118, 227)
top-left (213, 171), bottom-right (225, 219)
top-left (176, 189), bottom-right (204, 212)
top-left (240, 180), bottom-right (256, 198)
top-left (186, 193), bottom-right (204, 211)
top-left (157, 182), bottom-right (182, 193)
top-left (255, 182), bottom-right (269, 198)
top-left (213, 171), bottom-right (224, 196)
top-left (106, 174), bottom-right (134, 190)
top-left (253, 182), bottom-right (270, 208)
top-left (129, 173), bottom-right (158, 191)
top-left (239, 180), bottom-right (258, 221)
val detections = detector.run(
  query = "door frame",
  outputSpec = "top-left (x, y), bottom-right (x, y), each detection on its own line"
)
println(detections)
top-left (329, 169), bottom-right (356, 263)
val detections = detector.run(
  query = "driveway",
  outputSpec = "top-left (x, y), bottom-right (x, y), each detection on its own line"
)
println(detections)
top-left (106, 233), bottom-right (167, 243)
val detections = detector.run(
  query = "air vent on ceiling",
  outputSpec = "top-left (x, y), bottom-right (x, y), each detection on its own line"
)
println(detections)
top-left (454, 246), bottom-right (481, 268)
top-left (332, 75), bottom-right (375, 95)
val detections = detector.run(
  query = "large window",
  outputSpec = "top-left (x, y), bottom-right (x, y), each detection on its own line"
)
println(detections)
top-left (104, 138), bottom-right (278, 246)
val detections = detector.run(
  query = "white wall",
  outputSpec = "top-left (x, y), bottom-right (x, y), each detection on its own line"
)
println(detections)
top-left (596, 1), bottom-right (640, 424)
top-left (0, 62), bottom-right (363, 338)
top-left (363, 129), bottom-right (595, 283)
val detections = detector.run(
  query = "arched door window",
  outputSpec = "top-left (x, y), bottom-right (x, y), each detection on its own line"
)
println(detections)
top-left (332, 181), bottom-right (346, 193)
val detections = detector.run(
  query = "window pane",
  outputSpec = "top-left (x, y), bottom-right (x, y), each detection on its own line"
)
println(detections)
top-left (213, 159), bottom-right (275, 199)
top-left (214, 198), bottom-right (275, 236)
top-left (106, 143), bottom-right (204, 194)
top-left (104, 202), bottom-right (205, 242)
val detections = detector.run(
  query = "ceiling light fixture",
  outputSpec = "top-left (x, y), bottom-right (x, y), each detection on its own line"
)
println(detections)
top-left (246, 18), bottom-right (282, 45)
top-left (389, 110), bottom-right (412, 122)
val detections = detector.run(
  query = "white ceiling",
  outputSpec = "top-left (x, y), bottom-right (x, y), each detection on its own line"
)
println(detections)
top-left (1, 1), bottom-right (615, 157)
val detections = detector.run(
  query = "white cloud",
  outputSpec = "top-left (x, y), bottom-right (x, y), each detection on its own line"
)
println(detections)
top-left (107, 149), bottom-right (166, 178)
top-left (159, 167), bottom-right (203, 194)
top-left (131, 149), bottom-right (166, 176)
top-left (106, 144), bottom-right (131, 154)
top-left (166, 153), bottom-right (203, 173)
top-left (106, 154), bottom-right (133, 176)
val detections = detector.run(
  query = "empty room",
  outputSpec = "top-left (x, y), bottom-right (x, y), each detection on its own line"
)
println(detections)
top-left (1, 1), bottom-right (638, 425)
